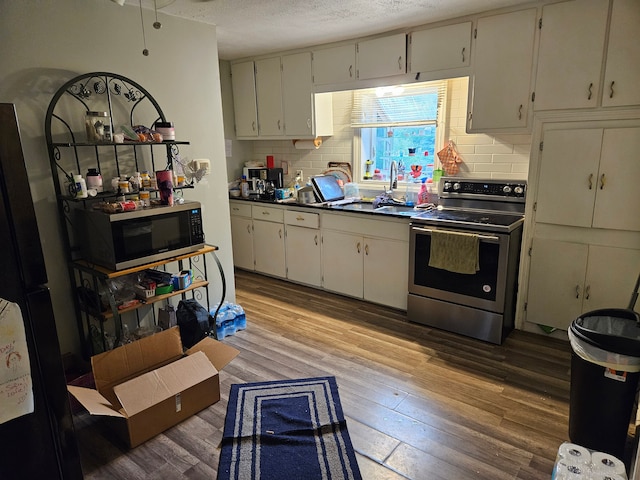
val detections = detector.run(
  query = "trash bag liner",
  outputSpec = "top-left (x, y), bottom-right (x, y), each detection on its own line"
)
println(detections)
top-left (569, 308), bottom-right (640, 372)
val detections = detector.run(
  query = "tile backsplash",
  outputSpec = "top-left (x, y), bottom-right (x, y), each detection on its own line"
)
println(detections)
top-left (239, 77), bottom-right (531, 184)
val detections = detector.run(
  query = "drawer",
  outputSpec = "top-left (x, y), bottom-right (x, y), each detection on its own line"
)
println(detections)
top-left (284, 210), bottom-right (320, 229)
top-left (252, 205), bottom-right (284, 223)
top-left (229, 202), bottom-right (252, 217)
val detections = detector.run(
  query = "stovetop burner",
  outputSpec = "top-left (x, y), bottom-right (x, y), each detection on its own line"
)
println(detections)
top-left (412, 208), bottom-right (524, 232)
top-left (411, 177), bottom-right (527, 233)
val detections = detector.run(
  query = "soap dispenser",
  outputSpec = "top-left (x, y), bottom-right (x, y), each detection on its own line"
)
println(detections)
top-left (418, 177), bottom-right (428, 204)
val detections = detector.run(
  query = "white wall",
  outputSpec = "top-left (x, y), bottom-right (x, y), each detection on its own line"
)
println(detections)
top-left (0, 0), bottom-right (234, 357)
top-left (221, 76), bottom-right (531, 184)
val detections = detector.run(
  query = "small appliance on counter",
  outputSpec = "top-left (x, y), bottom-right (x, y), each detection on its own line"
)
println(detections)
top-left (242, 167), bottom-right (284, 190)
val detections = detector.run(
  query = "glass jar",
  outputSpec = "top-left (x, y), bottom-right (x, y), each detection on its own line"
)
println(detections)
top-left (85, 111), bottom-right (110, 143)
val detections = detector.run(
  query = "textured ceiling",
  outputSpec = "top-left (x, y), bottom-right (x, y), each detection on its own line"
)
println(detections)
top-left (132, 0), bottom-right (534, 60)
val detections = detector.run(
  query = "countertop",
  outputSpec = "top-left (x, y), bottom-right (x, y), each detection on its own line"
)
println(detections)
top-left (229, 195), bottom-right (424, 220)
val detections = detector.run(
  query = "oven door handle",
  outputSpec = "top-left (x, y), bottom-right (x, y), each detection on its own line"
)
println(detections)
top-left (411, 226), bottom-right (501, 243)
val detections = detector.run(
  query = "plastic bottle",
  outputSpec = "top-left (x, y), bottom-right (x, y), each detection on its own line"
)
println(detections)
top-left (86, 168), bottom-right (103, 193)
top-left (241, 175), bottom-right (250, 198)
top-left (418, 177), bottom-right (428, 204)
top-left (73, 174), bottom-right (88, 198)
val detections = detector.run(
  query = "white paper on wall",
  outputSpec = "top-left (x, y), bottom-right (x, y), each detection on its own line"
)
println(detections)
top-left (0, 299), bottom-right (34, 424)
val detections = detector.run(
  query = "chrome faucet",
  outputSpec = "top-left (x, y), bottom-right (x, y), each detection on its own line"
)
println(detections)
top-left (387, 160), bottom-right (398, 194)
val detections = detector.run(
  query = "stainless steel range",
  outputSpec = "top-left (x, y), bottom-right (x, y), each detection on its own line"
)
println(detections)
top-left (408, 177), bottom-right (527, 344)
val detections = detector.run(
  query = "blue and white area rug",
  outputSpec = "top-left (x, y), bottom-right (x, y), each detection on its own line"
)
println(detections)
top-left (217, 376), bottom-right (362, 480)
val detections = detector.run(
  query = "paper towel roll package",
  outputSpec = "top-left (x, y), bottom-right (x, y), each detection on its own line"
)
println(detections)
top-left (552, 442), bottom-right (628, 480)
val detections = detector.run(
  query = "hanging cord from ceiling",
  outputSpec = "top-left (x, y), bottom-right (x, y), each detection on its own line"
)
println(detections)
top-left (139, 0), bottom-right (149, 56)
top-left (153, 0), bottom-right (162, 29)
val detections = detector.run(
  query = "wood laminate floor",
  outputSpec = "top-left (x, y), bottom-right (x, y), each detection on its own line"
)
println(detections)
top-left (75, 269), bottom-right (591, 479)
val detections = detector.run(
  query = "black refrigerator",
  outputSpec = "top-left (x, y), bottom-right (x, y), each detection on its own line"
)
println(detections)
top-left (0, 103), bottom-right (83, 479)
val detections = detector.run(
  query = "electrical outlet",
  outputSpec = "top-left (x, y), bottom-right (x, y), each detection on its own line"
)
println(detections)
top-left (295, 169), bottom-right (303, 180)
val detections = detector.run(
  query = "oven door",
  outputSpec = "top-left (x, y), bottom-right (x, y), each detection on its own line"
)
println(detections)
top-left (409, 224), bottom-right (510, 313)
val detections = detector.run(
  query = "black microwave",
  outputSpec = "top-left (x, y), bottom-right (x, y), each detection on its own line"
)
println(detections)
top-left (75, 201), bottom-right (205, 271)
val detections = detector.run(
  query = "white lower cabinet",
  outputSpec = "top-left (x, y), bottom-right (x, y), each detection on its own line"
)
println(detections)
top-left (252, 205), bottom-right (286, 278)
top-left (526, 238), bottom-right (640, 330)
top-left (322, 214), bottom-right (409, 310)
top-left (230, 202), bottom-right (254, 270)
top-left (285, 210), bottom-right (321, 287)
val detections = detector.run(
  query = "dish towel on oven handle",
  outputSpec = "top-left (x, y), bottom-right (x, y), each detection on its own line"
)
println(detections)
top-left (428, 230), bottom-right (480, 275)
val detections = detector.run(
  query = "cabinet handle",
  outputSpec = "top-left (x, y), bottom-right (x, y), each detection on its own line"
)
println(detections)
top-left (246, 224), bottom-right (251, 234)
top-left (349, 65), bottom-right (353, 78)
top-left (575, 284), bottom-right (581, 299)
top-left (461, 47), bottom-right (466, 63)
top-left (277, 120), bottom-right (281, 131)
top-left (585, 284), bottom-right (591, 300)
top-left (365, 244), bottom-right (369, 256)
top-left (609, 81), bottom-right (615, 99)
top-left (306, 118), bottom-right (311, 129)
top-left (600, 173), bottom-right (606, 190)
top-left (398, 56), bottom-right (402, 70)
top-left (587, 82), bottom-right (593, 100)
top-left (314, 234), bottom-right (318, 246)
top-left (252, 121), bottom-right (256, 132)
top-left (296, 216), bottom-right (305, 221)
top-left (588, 173), bottom-right (593, 190)
top-left (518, 104), bottom-right (523, 120)
top-left (262, 211), bottom-right (270, 215)
top-left (279, 229), bottom-right (282, 239)
top-left (357, 242), bottom-right (361, 254)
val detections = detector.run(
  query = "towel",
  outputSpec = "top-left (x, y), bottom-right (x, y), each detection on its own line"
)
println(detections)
top-left (428, 230), bottom-right (479, 274)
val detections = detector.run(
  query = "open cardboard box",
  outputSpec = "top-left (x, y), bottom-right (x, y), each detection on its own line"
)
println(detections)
top-left (68, 326), bottom-right (239, 448)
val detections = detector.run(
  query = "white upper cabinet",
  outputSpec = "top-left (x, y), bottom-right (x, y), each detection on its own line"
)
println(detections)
top-left (312, 44), bottom-right (356, 85)
top-left (602, 0), bottom-right (640, 107)
top-left (255, 57), bottom-right (284, 136)
top-left (282, 52), bottom-right (313, 137)
top-left (535, 126), bottom-right (640, 232)
top-left (230, 61), bottom-right (258, 137)
top-left (409, 22), bottom-right (472, 75)
top-left (357, 33), bottom-right (407, 80)
top-left (468, 8), bottom-right (537, 132)
top-left (534, 0), bottom-right (609, 111)
top-left (282, 52), bottom-right (333, 138)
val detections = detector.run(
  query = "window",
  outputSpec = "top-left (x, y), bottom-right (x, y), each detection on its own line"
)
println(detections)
top-left (352, 81), bottom-right (446, 188)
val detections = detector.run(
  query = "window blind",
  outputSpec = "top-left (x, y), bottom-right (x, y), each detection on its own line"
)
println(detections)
top-left (351, 80), bottom-right (446, 128)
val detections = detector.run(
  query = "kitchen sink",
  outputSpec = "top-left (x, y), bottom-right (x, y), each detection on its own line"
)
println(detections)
top-left (335, 202), bottom-right (418, 217)
top-left (374, 205), bottom-right (419, 216)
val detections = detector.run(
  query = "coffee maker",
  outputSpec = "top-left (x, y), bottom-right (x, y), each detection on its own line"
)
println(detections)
top-left (243, 167), bottom-right (284, 193)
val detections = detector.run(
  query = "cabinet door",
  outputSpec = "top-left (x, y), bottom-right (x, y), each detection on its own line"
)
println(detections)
top-left (526, 238), bottom-right (588, 330)
top-left (584, 245), bottom-right (640, 312)
top-left (230, 216), bottom-right (254, 270)
top-left (282, 52), bottom-right (314, 138)
top-left (253, 219), bottom-right (286, 277)
top-left (535, 128), bottom-right (602, 228)
top-left (534, 0), bottom-right (609, 111)
top-left (255, 57), bottom-right (284, 136)
top-left (357, 33), bottom-right (406, 80)
top-left (321, 230), bottom-right (363, 298)
top-left (409, 22), bottom-right (471, 74)
top-left (312, 45), bottom-right (356, 85)
top-left (602, 0), bottom-right (640, 107)
top-left (468, 8), bottom-right (537, 131)
top-left (363, 237), bottom-right (409, 310)
top-left (230, 61), bottom-right (258, 137)
top-left (286, 225), bottom-right (322, 287)
top-left (593, 127), bottom-right (640, 232)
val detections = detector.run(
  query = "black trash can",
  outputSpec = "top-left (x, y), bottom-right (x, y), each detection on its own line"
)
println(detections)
top-left (568, 308), bottom-right (640, 460)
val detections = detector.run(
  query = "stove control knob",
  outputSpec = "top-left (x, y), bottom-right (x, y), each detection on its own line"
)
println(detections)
top-left (453, 182), bottom-right (461, 191)
top-left (443, 182), bottom-right (452, 191)
top-left (514, 185), bottom-right (524, 195)
top-left (503, 185), bottom-right (512, 194)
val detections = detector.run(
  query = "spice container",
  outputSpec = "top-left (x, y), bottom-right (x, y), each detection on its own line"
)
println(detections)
top-left (85, 111), bottom-right (110, 143)
top-left (86, 168), bottom-right (103, 193)
top-left (73, 174), bottom-right (88, 198)
top-left (154, 121), bottom-right (175, 141)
